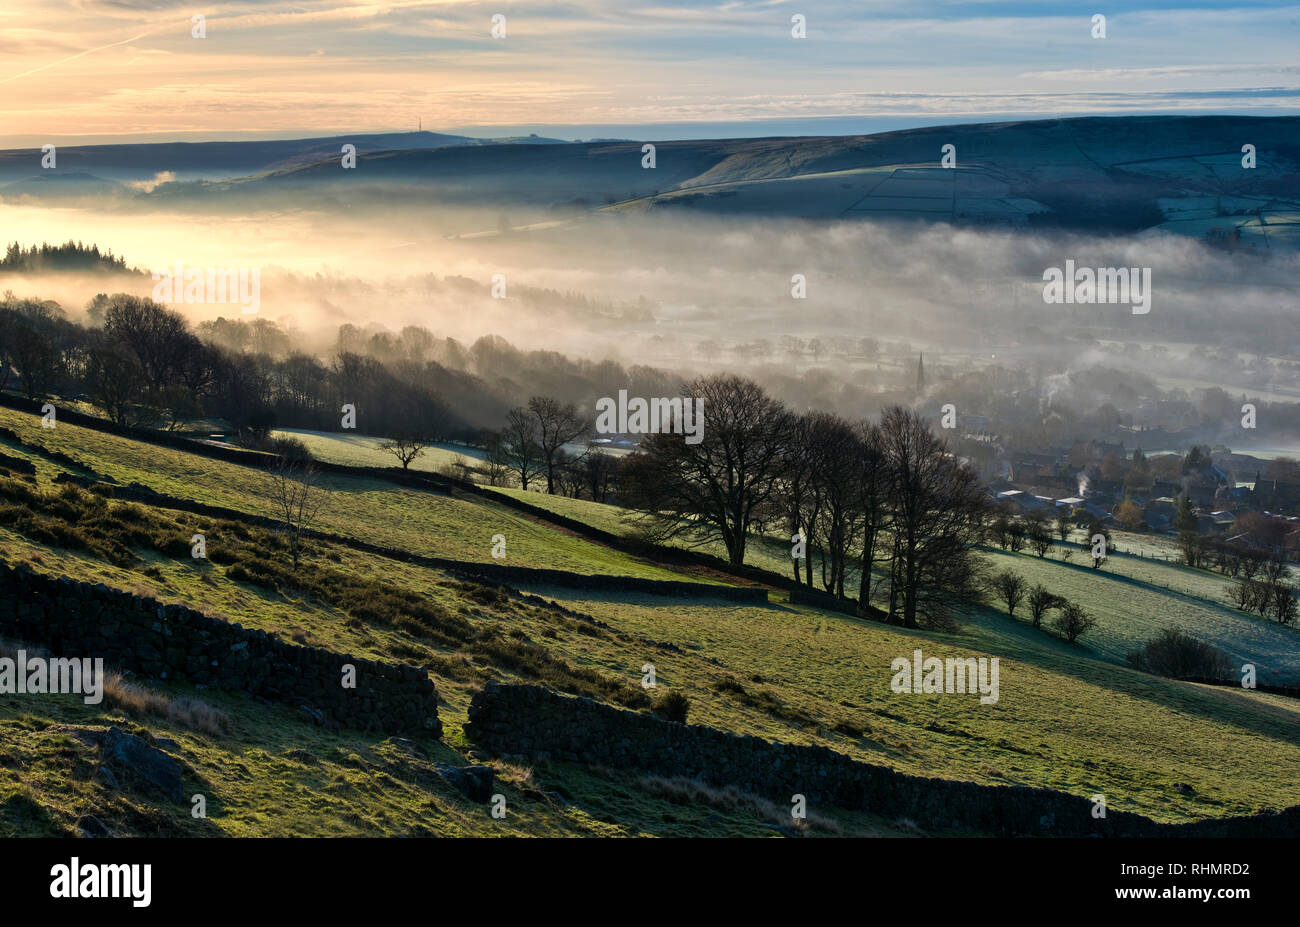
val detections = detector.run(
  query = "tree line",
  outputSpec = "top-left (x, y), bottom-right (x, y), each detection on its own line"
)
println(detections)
top-left (605, 376), bottom-right (988, 629)
top-left (1, 241), bottom-right (138, 275)
top-left (989, 570), bottom-right (1097, 643)
top-left (0, 292), bottom-right (467, 443)
top-left (3, 289), bottom-right (1014, 631)
top-left (466, 376), bottom-right (991, 629)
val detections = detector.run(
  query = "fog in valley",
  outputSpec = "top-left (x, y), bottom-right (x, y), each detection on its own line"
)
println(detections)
top-left (4, 194), bottom-right (1298, 442)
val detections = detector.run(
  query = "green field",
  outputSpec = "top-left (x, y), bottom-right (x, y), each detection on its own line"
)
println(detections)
top-left (489, 485), bottom-right (1300, 684)
top-left (0, 407), bottom-right (700, 583)
top-left (271, 428), bottom-right (487, 474)
top-left (976, 544), bottom-right (1300, 683)
top-left (1, 405), bottom-right (1298, 836)
top-left (534, 587), bottom-right (1300, 822)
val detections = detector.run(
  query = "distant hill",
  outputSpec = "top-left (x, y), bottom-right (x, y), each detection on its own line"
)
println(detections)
top-left (0, 131), bottom-right (482, 183)
top-left (1, 172), bottom-right (121, 197)
top-left (601, 115), bottom-right (1299, 244)
top-left (162, 116), bottom-right (1300, 242)
top-left (3, 117), bottom-right (1297, 243)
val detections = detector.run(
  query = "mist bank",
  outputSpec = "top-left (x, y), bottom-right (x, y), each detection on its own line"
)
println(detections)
top-left (2, 200), bottom-right (1297, 368)
top-left (5, 261), bottom-right (1300, 461)
top-left (2, 143), bottom-right (1298, 458)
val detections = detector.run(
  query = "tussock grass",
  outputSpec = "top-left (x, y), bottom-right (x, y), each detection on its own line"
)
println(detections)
top-left (638, 775), bottom-right (846, 836)
top-left (0, 475), bottom-right (195, 569)
top-left (713, 675), bottom-right (814, 725)
top-left (103, 674), bottom-right (233, 737)
top-left (651, 690), bottom-right (690, 723)
top-left (0, 639), bottom-right (232, 736)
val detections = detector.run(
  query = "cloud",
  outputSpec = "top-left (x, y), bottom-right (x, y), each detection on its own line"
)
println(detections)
top-left (2, 0), bottom-right (1298, 141)
top-left (1021, 64), bottom-right (1300, 82)
top-left (125, 170), bottom-right (175, 191)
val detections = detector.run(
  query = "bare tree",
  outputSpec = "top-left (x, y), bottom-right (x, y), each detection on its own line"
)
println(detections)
top-left (987, 509), bottom-right (1015, 550)
top-left (0, 298), bottom-right (72, 399)
top-left (103, 295), bottom-right (191, 394)
top-left (581, 451), bottom-right (618, 503)
top-left (780, 413), bottom-right (818, 585)
top-left (266, 453), bottom-right (325, 569)
top-left (499, 407), bottom-right (543, 491)
top-left (1272, 585), bottom-right (1298, 625)
top-left (992, 570), bottom-right (1027, 617)
top-left (622, 375), bottom-right (794, 568)
top-left (1053, 600), bottom-right (1098, 644)
top-left (854, 421), bottom-right (889, 613)
top-left (1126, 627), bottom-right (1232, 679)
top-left (1226, 578), bottom-right (1260, 611)
top-left (554, 449), bottom-right (587, 498)
top-left (1177, 530), bottom-right (1202, 568)
top-left (1261, 550), bottom-right (1290, 586)
top-left (791, 415), bottom-right (832, 589)
top-left (378, 432), bottom-right (429, 470)
top-left (802, 412), bottom-right (861, 597)
top-left (1026, 511), bottom-right (1055, 558)
top-left (527, 396), bottom-right (589, 494)
top-left (86, 336), bottom-right (149, 425)
top-left (1233, 579), bottom-right (1298, 624)
top-left (1027, 584), bottom-right (1063, 628)
top-left (1055, 509), bottom-right (1072, 542)
top-left (880, 406), bottom-right (988, 628)
top-left (1007, 520), bottom-right (1027, 553)
top-left (1088, 520), bottom-right (1112, 569)
top-left (481, 434), bottom-right (513, 486)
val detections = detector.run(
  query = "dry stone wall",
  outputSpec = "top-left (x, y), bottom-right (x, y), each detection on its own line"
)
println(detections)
top-left (0, 560), bottom-right (441, 737)
top-left (466, 682), bottom-right (1299, 837)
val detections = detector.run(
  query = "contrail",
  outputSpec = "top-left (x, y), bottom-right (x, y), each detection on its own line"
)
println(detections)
top-left (1, 1), bottom-right (455, 87)
top-left (0, 28), bottom-right (158, 86)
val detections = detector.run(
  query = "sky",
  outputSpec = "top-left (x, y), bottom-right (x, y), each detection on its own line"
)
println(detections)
top-left (1, 0), bottom-right (1298, 146)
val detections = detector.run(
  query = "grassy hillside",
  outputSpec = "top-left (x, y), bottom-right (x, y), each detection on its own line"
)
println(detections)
top-left (537, 587), bottom-right (1300, 822)
top-left (977, 544), bottom-right (1300, 683)
top-left (1, 412), bottom-right (1297, 836)
top-left (488, 485), bottom-right (1300, 684)
top-left (271, 428), bottom-right (487, 474)
top-left (0, 407), bottom-right (698, 583)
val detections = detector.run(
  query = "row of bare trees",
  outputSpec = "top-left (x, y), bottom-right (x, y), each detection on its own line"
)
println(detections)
top-left (617, 375), bottom-right (989, 628)
top-left (990, 570), bottom-right (1098, 643)
top-left (487, 397), bottom-right (590, 494)
top-left (1226, 577), bottom-right (1297, 624)
top-left (1180, 532), bottom-right (1291, 580)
